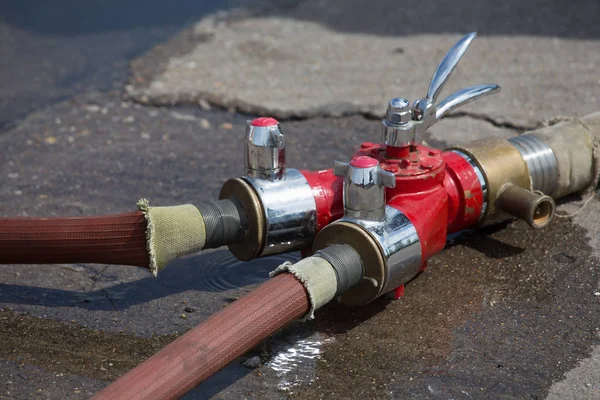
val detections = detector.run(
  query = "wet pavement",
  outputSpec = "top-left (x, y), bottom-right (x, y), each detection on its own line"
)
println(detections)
top-left (1, 1), bottom-right (600, 399)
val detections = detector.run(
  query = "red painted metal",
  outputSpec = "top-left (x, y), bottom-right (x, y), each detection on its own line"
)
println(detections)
top-left (391, 284), bottom-right (405, 299)
top-left (301, 169), bottom-right (344, 231)
top-left (350, 156), bottom-right (379, 168)
top-left (355, 142), bottom-right (483, 276)
top-left (441, 151), bottom-right (485, 233)
top-left (384, 144), bottom-right (412, 159)
top-left (250, 117), bottom-right (279, 127)
top-left (300, 142), bottom-right (483, 274)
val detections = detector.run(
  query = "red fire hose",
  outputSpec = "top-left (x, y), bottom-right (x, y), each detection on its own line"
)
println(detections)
top-left (0, 212), bottom-right (149, 267)
top-left (92, 273), bottom-right (310, 400)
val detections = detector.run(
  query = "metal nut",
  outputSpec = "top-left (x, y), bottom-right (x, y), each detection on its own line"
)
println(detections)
top-left (385, 97), bottom-right (411, 125)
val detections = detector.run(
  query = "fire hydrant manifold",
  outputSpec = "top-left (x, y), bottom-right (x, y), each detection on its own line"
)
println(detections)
top-left (4, 32), bottom-right (600, 400)
top-left (218, 32), bottom-right (566, 307)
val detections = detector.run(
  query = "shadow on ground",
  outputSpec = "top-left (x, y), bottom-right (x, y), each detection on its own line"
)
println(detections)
top-left (0, 250), bottom-right (299, 311)
top-left (0, 0), bottom-right (251, 35)
top-left (270, 0), bottom-right (600, 39)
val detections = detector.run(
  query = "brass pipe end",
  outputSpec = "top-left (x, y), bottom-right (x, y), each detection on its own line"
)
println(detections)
top-left (496, 184), bottom-right (555, 229)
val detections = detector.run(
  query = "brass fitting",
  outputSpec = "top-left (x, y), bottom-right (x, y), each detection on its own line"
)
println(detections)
top-left (454, 111), bottom-right (600, 228)
top-left (495, 184), bottom-right (555, 229)
top-left (453, 138), bottom-right (532, 224)
top-left (219, 178), bottom-right (266, 260)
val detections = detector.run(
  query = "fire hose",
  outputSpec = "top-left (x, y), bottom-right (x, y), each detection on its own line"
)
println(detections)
top-left (2, 33), bottom-right (600, 399)
top-left (0, 198), bottom-right (247, 276)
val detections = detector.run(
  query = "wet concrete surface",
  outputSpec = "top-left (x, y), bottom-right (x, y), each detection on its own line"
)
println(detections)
top-left (1, 88), bottom-right (600, 399)
top-left (1, 1), bottom-right (600, 399)
top-left (0, 359), bottom-right (104, 400)
top-left (305, 219), bottom-right (600, 399)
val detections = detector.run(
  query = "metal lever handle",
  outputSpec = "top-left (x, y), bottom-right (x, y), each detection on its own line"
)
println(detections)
top-left (435, 84), bottom-right (500, 120)
top-left (381, 32), bottom-right (500, 148)
top-left (426, 32), bottom-right (476, 103)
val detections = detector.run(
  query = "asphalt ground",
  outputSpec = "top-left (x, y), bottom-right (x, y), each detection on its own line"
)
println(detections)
top-left (1, 1), bottom-right (599, 399)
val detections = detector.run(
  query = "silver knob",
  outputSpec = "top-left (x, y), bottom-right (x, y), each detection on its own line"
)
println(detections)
top-left (382, 97), bottom-right (417, 148)
top-left (385, 98), bottom-right (411, 124)
top-left (245, 117), bottom-right (285, 181)
top-left (382, 32), bottom-right (501, 148)
top-left (334, 156), bottom-right (396, 221)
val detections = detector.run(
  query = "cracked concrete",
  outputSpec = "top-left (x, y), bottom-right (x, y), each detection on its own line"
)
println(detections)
top-left (445, 111), bottom-right (539, 132)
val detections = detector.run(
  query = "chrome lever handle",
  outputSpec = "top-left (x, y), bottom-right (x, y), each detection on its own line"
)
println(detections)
top-left (426, 32), bottom-right (476, 103)
top-left (381, 32), bottom-right (500, 148)
top-left (435, 84), bottom-right (500, 120)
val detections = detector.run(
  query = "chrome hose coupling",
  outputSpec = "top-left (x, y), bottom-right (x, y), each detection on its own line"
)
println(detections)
top-left (233, 117), bottom-right (317, 257)
top-left (313, 155), bottom-right (421, 305)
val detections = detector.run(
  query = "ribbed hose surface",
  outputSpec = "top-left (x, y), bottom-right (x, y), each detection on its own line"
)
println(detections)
top-left (92, 273), bottom-right (309, 400)
top-left (0, 212), bottom-right (149, 267)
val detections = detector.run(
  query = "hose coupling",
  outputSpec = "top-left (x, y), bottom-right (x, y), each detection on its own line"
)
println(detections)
top-left (271, 244), bottom-right (363, 319)
top-left (220, 117), bottom-right (318, 259)
top-left (312, 155), bottom-right (421, 305)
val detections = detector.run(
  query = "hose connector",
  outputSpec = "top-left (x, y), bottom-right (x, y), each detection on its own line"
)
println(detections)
top-left (495, 184), bottom-right (555, 229)
top-left (137, 198), bottom-right (247, 275)
top-left (221, 117), bottom-right (318, 260)
top-left (271, 244), bottom-right (363, 319)
top-left (310, 156), bottom-right (421, 306)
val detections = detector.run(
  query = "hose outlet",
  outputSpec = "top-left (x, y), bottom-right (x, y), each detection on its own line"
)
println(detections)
top-left (496, 184), bottom-right (555, 229)
top-left (333, 156), bottom-right (396, 221)
top-left (312, 206), bottom-right (421, 306)
top-left (314, 244), bottom-right (364, 296)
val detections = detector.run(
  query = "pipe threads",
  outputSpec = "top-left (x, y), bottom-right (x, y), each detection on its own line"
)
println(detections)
top-left (314, 244), bottom-right (364, 295)
top-left (508, 135), bottom-right (558, 195)
top-left (197, 199), bottom-right (247, 249)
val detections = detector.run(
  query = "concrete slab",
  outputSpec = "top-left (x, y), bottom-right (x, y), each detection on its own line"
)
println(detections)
top-left (544, 197), bottom-right (600, 400)
top-left (125, 7), bottom-right (600, 128)
top-left (547, 345), bottom-right (600, 400)
top-left (0, 0), bottom-right (263, 132)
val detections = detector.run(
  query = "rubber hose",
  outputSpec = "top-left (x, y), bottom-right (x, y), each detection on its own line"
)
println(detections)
top-left (0, 212), bottom-right (149, 267)
top-left (91, 273), bottom-right (309, 400)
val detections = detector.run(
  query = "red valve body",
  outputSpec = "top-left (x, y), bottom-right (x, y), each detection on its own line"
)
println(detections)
top-left (358, 143), bottom-right (484, 263)
top-left (301, 142), bottom-right (485, 296)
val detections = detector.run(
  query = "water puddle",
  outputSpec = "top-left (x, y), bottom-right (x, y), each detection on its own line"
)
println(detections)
top-left (267, 329), bottom-right (332, 392)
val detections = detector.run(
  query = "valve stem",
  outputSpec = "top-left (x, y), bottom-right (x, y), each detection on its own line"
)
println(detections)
top-left (245, 117), bottom-right (286, 181)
